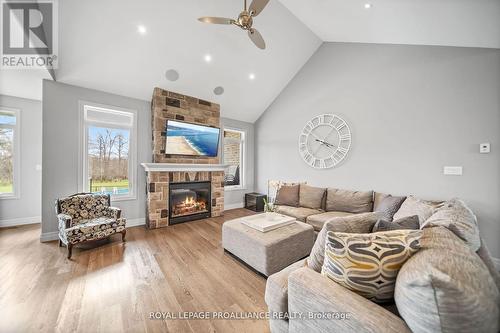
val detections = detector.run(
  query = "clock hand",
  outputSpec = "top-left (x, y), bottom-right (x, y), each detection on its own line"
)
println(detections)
top-left (315, 139), bottom-right (336, 149)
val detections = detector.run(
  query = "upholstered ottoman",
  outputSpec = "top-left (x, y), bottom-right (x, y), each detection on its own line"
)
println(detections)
top-left (222, 217), bottom-right (314, 276)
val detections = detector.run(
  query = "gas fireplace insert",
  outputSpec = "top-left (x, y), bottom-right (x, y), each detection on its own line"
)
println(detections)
top-left (169, 181), bottom-right (211, 225)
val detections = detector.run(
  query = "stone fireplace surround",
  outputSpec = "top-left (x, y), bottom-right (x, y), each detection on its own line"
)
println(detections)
top-left (142, 88), bottom-right (226, 229)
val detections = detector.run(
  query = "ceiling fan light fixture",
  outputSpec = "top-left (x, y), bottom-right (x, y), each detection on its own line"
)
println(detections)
top-left (204, 54), bottom-right (212, 63)
top-left (249, 73), bottom-right (256, 80)
top-left (364, 3), bottom-right (372, 9)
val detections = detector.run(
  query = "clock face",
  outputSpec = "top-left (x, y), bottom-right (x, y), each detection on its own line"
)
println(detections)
top-left (298, 114), bottom-right (352, 169)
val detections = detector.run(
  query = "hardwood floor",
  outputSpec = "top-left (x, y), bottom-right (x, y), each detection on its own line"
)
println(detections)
top-left (0, 209), bottom-right (271, 333)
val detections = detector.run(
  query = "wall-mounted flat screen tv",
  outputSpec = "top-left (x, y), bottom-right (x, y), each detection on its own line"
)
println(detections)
top-left (165, 120), bottom-right (220, 157)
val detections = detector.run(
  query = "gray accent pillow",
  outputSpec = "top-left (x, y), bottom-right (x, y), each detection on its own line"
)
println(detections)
top-left (393, 196), bottom-right (437, 224)
top-left (326, 188), bottom-right (374, 213)
top-left (275, 185), bottom-right (299, 207)
top-left (421, 198), bottom-right (481, 252)
top-left (307, 212), bottom-right (382, 272)
top-left (374, 194), bottom-right (407, 221)
top-left (299, 184), bottom-right (325, 210)
top-left (372, 215), bottom-right (419, 233)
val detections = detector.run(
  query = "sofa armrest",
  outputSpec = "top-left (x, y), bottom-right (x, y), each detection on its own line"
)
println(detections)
top-left (106, 206), bottom-right (121, 219)
top-left (57, 213), bottom-right (72, 229)
top-left (288, 267), bottom-right (411, 333)
top-left (265, 258), bottom-right (308, 314)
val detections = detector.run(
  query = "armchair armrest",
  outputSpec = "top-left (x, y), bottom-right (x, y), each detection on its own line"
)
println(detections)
top-left (106, 207), bottom-right (121, 219)
top-left (57, 213), bottom-right (72, 229)
top-left (288, 267), bottom-right (410, 333)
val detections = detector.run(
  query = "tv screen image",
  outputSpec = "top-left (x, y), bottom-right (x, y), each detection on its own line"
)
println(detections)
top-left (165, 120), bottom-right (220, 157)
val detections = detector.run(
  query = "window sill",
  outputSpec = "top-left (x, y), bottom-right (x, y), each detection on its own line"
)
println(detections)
top-left (0, 194), bottom-right (20, 200)
top-left (224, 186), bottom-right (246, 192)
top-left (109, 195), bottom-right (137, 202)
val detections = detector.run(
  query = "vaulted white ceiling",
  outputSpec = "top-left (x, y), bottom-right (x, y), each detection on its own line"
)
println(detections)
top-left (278, 0), bottom-right (500, 49)
top-left (1, 0), bottom-right (499, 122)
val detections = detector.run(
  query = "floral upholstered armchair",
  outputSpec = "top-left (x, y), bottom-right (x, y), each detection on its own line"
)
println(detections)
top-left (55, 193), bottom-right (126, 259)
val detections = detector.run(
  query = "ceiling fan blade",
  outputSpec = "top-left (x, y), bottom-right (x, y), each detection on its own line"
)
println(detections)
top-left (248, 28), bottom-right (266, 49)
top-left (198, 17), bottom-right (235, 25)
top-left (249, 0), bottom-right (270, 16)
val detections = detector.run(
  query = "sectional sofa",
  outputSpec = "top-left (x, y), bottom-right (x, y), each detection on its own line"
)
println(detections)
top-left (267, 184), bottom-right (500, 333)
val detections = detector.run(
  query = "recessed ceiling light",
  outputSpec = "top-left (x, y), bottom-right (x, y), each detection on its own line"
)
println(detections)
top-left (364, 3), bottom-right (372, 9)
top-left (204, 54), bottom-right (212, 63)
top-left (214, 86), bottom-right (224, 95)
top-left (137, 25), bottom-right (147, 35)
top-left (249, 73), bottom-right (256, 80)
top-left (165, 69), bottom-right (179, 82)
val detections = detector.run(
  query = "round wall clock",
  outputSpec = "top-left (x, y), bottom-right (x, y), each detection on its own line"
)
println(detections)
top-left (298, 114), bottom-right (352, 169)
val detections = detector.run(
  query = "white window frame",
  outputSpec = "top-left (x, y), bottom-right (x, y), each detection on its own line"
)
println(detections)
top-left (0, 107), bottom-right (21, 200)
top-left (223, 127), bottom-right (245, 191)
top-left (78, 101), bottom-right (137, 201)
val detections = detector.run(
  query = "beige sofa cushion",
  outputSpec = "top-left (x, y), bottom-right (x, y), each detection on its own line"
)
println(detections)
top-left (322, 229), bottom-right (422, 303)
top-left (275, 184), bottom-right (299, 207)
top-left (326, 188), bottom-right (374, 213)
top-left (307, 212), bottom-right (381, 272)
top-left (299, 184), bottom-right (325, 210)
top-left (306, 211), bottom-right (353, 232)
top-left (421, 198), bottom-right (481, 251)
top-left (274, 205), bottom-right (322, 222)
top-left (393, 196), bottom-right (437, 224)
top-left (395, 227), bottom-right (499, 333)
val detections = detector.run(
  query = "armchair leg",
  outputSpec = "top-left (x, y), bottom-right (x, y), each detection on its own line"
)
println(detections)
top-left (67, 244), bottom-right (73, 259)
top-left (121, 230), bottom-right (126, 242)
top-left (58, 239), bottom-right (63, 247)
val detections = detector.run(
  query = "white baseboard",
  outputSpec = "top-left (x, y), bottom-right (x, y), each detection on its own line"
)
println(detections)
top-left (39, 217), bottom-right (146, 242)
top-left (40, 231), bottom-right (58, 242)
top-left (127, 217), bottom-right (146, 228)
top-left (225, 202), bottom-right (245, 210)
top-left (0, 216), bottom-right (41, 228)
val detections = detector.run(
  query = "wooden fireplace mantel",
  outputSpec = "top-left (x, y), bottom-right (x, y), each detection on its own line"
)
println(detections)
top-left (141, 163), bottom-right (228, 172)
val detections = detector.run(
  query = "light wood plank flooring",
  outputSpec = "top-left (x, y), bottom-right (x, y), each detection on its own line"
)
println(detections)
top-left (0, 208), bottom-right (271, 333)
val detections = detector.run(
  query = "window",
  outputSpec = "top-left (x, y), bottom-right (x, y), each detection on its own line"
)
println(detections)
top-left (223, 128), bottom-right (245, 189)
top-left (0, 108), bottom-right (20, 198)
top-left (81, 102), bottom-right (137, 200)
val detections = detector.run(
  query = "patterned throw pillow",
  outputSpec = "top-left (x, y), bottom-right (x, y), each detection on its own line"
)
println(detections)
top-left (372, 215), bottom-right (420, 233)
top-left (322, 229), bottom-right (423, 303)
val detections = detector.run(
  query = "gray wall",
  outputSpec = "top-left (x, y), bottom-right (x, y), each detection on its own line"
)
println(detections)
top-left (0, 95), bottom-right (42, 224)
top-left (255, 43), bottom-right (500, 257)
top-left (221, 117), bottom-right (255, 208)
top-left (42, 80), bottom-right (152, 238)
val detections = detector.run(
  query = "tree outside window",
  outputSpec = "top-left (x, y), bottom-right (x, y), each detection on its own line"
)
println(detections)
top-left (0, 110), bottom-right (18, 196)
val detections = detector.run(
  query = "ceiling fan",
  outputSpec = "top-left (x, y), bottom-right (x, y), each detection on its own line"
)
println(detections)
top-left (198, 0), bottom-right (270, 50)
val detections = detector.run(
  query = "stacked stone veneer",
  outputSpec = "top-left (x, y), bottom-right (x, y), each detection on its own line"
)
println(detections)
top-left (152, 87), bottom-right (220, 164)
top-left (146, 88), bottom-right (224, 229)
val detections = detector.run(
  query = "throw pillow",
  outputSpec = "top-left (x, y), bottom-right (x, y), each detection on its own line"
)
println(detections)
top-left (299, 184), bottom-right (325, 210)
top-left (307, 212), bottom-right (382, 272)
top-left (322, 229), bottom-right (422, 303)
top-left (395, 227), bottom-right (499, 333)
top-left (372, 215), bottom-right (419, 233)
top-left (393, 196), bottom-right (438, 224)
top-left (421, 198), bottom-right (481, 251)
top-left (326, 188), bottom-right (374, 213)
top-left (374, 194), bottom-right (407, 221)
top-left (274, 184), bottom-right (300, 207)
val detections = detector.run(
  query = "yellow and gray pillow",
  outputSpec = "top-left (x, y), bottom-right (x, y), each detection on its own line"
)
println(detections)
top-left (321, 229), bottom-right (422, 303)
